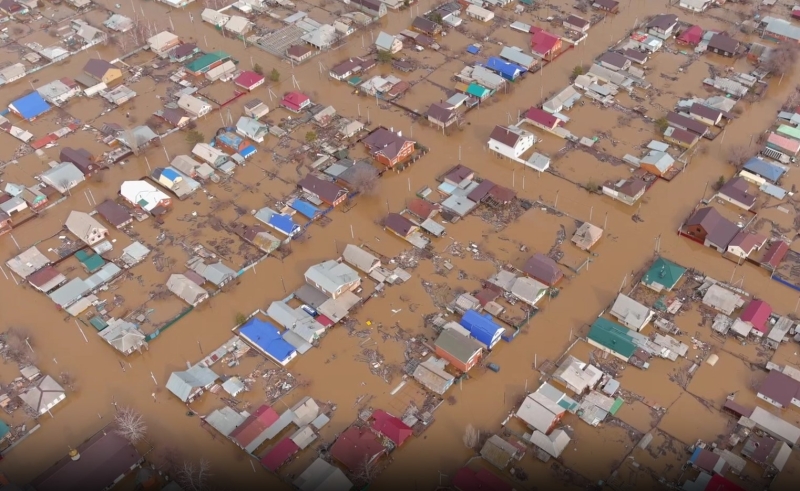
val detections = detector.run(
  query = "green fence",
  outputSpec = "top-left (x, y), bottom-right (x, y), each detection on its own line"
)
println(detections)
top-left (145, 306), bottom-right (194, 342)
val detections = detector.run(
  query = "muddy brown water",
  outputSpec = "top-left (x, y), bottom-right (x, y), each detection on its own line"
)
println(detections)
top-left (2, 0), bottom-right (800, 489)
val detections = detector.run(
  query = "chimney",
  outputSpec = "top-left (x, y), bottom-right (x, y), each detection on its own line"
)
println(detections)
top-left (397, 131), bottom-right (402, 137)
top-left (69, 449), bottom-right (80, 461)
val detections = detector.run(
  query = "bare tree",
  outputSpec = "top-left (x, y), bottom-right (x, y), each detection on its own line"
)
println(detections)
top-left (349, 165), bottom-right (380, 196)
top-left (353, 455), bottom-right (376, 484)
top-left (59, 371), bottom-right (76, 391)
top-left (761, 45), bottom-right (800, 77)
top-left (156, 445), bottom-right (183, 476)
top-left (726, 145), bottom-right (754, 167)
top-left (1, 327), bottom-right (35, 366)
top-left (463, 424), bottom-right (479, 449)
top-left (114, 406), bottom-right (147, 445)
top-left (177, 459), bottom-right (212, 491)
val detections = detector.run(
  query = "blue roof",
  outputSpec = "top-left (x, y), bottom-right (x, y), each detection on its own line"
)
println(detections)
top-left (161, 168), bottom-right (181, 182)
top-left (10, 92), bottom-right (51, 120)
top-left (239, 145), bottom-right (257, 158)
top-left (289, 199), bottom-right (319, 219)
top-left (0, 419), bottom-right (8, 439)
top-left (744, 157), bottom-right (785, 182)
top-left (485, 57), bottom-right (525, 80)
top-left (217, 132), bottom-right (243, 148)
top-left (239, 318), bottom-right (296, 363)
top-left (269, 214), bottom-right (300, 235)
top-left (459, 310), bottom-right (503, 347)
top-left (689, 447), bottom-right (702, 464)
top-left (466, 45), bottom-right (481, 54)
top-left (466, 83), bottom-right (489, 98)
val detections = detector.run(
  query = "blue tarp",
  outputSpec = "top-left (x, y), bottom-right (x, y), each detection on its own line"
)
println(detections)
top-left (217, 132), bottom-right (243, 148)
top-left (239, 318), bottom-right (297, 364)
top-left (744, 157), bottom-right (785, 183)
top-left (289, 199), bottom-right (319, 219)
top-left (269, 214), bottom-right (300, 236)
top-left (9, 92), bottom-right (51, 120)
top-left (239, 145), bottom-right (257, 158)
top-left (484, 57), bottom-right (525, 80)
top-left (459, 310), bottom-right (503, 348)
top-left (466, 44), bottom-right (481, 54)
top-left (161, 168), bottom-right (181, 182)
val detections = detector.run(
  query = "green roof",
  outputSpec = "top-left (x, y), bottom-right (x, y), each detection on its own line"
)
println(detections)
top-left (588, 318), bottom-right (637, 358)
top-left (641, 257), bottom-right (686, 291)
top-left (466, 82), bottom-right (489, 97)
top-left (0, 419), bottom-right (8, 439)
top-left (90, 316), bottom-right (108, 331)
top-left (185, 51), bottom-right (229, 72)
top-left (609, 397), bottom-right (624, 415)
top-left (777, 124), bottom-right (800, 141)
top-left (78, 252), bottom-right (105, 273)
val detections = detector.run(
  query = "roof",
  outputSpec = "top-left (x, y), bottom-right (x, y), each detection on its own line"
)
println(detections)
top-left (413, 356), bottom-right (455, 394)
top-left (49, 278), bottom-right (90, 308)
top-left (426, 102), bottom-right (455, 123)
top-left (435, 328), bottom-right (482, 363)
top-left (529, 428), bottom-right (571, 458)
top-left (522, 253), bottom-right (563, 285)
top-left (293, 458), bottom-right (353, 491)
top-left (480, 434), bottom-right (519, 469)
top-left (30, 427), bottom-right (142, 491)
top-left (385, 212), bottom-right (416, 236)
top-left (6, 246), bottom-right (50, 278)
top-left (120, 180), bottom-right (170, 212)
top-left (27, 266), bottom-right (66, 292)
top-left (515, 393), bottom-right (564, 433)
top-left (718, 177), bottom-right (756, 208)
top-left (666, 112), bottom-right (708, 135)
top-left (10, 92), bottom-right (51, 120)
top-left (375, 31), bottom-right (396, 50)
top-left (282, 91), bottom-right (310, 107)
top-left (610, 293), bottom-right (651, 330)
top-left (239, 318), bottom-right (297, 363)
top-left (525, 107), bottom-right (560, 127)
top-left (170, 43), bottom-right (198, 58)
top-left (83, 59), bottom-right (116, 79)
top-left (298, 175), bottom-right (346, 204)
top-left (165, 365), bottom-right (218, 402)
top-left (235, 70), bottom-right (264, 88)
top-left (408, 198), bottom-right (439, 220)
top-left (329, 426), bottom-right (385, 471)
top-left (66, 211), bottom-right (106, 244)
top-left (342, 244), bottom-right (379, 273)
top-left (740, 300), bottom-right (772, 332)
top-left (452, 467), bottom-right (514, 491)
top-left (467, 180), bottom-right (496, 202)
top-left (19, 375), bottom-right (65, 415)
top-left (691, 102), bottom-right (722, 121)
top-left (499, 46), bottom-right (535, 68)
top-left (412, 16), bottom-right (439, 33)
top-left (686, 207), bottom-right (740, 248)
top-left (728, 231), bottom-right (765, 254)
top-left (744, 157), bottom-right (785, 182)
top-left (704, 474), bottom-right (745, 491)
top-left (530, 27), bottom-right (560, 55)
top-left (287, 44), bottom-right (313, 57)
top-left (647, 13), bottom-right (678, 30)
top-left (757, 370), bottom-right (800, 408)
top-left (459, 310), bottom-right (503, 346)
top-left (587, 318), bottom-right (637, 358)
top-left (485, 57), bottom-right (523, 78)
top-left (167, 274), bottom-right (208, 305)
top-left (204, 406), bottom-right (247, 437)
top-left (362, 127), bottom-right (414, 160)
top-left (598, 51), bottom-right (629, 68)
top-left (641, 150), bottom-right (674, 173)
top-left (642, 257), bottom-right (685, 290)
top-left (371, 409), bottom-right (412, 446)
top-left (489, 125), bottom-right (524, 147)
top-left (304, 260), bottom-right (359, 294)
top-left (746, 406), bottom-right (800, 445)
top-left (762, 241), bottom-right (789, 269)
top-left (229, 404), bottom-right (280, 449)
top-left (565, 15), bottom-right (589, 28)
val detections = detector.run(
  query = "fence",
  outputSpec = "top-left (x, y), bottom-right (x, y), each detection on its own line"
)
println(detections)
top-left (145, 306), bottom-right (194, 341)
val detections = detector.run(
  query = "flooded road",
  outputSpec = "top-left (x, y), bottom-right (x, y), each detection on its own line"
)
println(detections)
top-left (2, 0), bottom-right (800, 489)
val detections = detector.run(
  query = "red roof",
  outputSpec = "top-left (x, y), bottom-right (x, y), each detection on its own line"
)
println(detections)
top-left (27, 266), bottom-right (62, 288)
top-left (762, 241), bottom-right (789, 269)
top-left (452, 467), bottom-right (514, 491)
top-left (740, 300), bottom-right (772, 333)
top-left (259, 437), bottom-right (299, 471)
top-left (229, 405), bottom-right (280, 448)
top-left (408, 198), bottom-right (439, 220)
top-left (530, 27), bottom-right (560, 56)
top-left (525, 107), bottom-right (560, 128)
top-left (282, 91), bottom-right (309, 110)
top-left (316, 314), bottom-right (334, 328)
top-left (678, 25), bottom-right (703, 45)
top-left (234, 71), bottom-right (265, 89)
top-left (370, 409), bottom-right (412, 446)
top-left (329, 426), bottom-right (386, 471)
top-left (705, 474), bottom-right (746, 491)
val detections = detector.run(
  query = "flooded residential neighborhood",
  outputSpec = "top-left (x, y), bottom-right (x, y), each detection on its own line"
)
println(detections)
top-left (3, 0), bottom-right (800, 490)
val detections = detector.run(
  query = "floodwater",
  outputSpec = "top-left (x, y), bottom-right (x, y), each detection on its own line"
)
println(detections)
top-left (2, 0), bottom-right (800, 489)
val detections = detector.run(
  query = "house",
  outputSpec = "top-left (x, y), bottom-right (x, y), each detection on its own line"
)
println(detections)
top-left (747, 406), bottom-right (800, 446)
top-left (234, 71), bottom-right (265, 91)
top-left (362, 127), bottom-right (415, 167)
top-left (156, 107), bottom-right (191, 128)
top-left (551, 356), bottom-right (603, 395)
top-left (102, 85), bottom-right (137, 106)
top-left (184, 51), bottom-right (231, 76)
top-left (147, 31), bottom-right (180, 54)
top-left (375, 32), bottom-right (403, 54)
top-left (228, 404), bottom-right (280, 452)
top-left (640, 150), bottom-right (675, 177)
top-left (83, 59), bottom-right (122, 84)
top-left (597, 51), bottom-right (630, 71)
top-left (304, 260), bottom-right (360, 299)
top-left (452, 467), bottom-right (515, 491)
top-left (646, 14), bottom-right (678, 39)
top-left (761, 17), bottom-right (800, 44)
top-left (762, 240), bottom-right (790, 271)
top-left (0, 195), bottom-right (27, 216)
top-left (459, 310), bottom-right (504, 349)
top-left (293, 458), bottom-right (353, 491)
top-left (679, 0), bottom-right (711, 12)
top-left (412, 356), bottom-right (455, 395)
top-left (385, 212), bottom-right (420, 238)
top-left (235, 117), bottom-right (268, 143)
top-left (435, 328), bottom-right (483, 371)
top-left (741, 435), bottom-right (792, 476)
top-left (287, 44), bottom-right (314, 63)
top-left (756, 369), bottom-right (800, 409)
top-left (524, 107), bottom-right (563, 132)
top-left (740, 300), bottom-right (772, 336)
top-left (166, 365), bottom-right (218, 403)
top-left (666, 112), bottom-right (709, 136)
top-left (120, 180), bottom-right (172, 214)
top-left (167, 274), bottom-right (209, 306)
top-left (21, 187), bottom-right (47, 211)
top-left (201, 8), bottom-right (230, 26)
top-left (177, 94), bottom-right (211, 117)
top-left (60, 148), bottom-right (96, 176)
top-left (587, 318), bottom-right (641, 364)
top-left (480, 435), bottom-right (523, 469)
top-left (688, 448), bottom-right (728, 475)
top-left (522, 253), bottom-right (563, 286)
top-left (571, 222), bottom-right (603, 251)
top-left (169, 43), bottom-right (200, 62)
top-left (678, 25), bottom-right (704, 46)
top-left (407, 199), bottom-right (440, 221)
top-left (530, 27), bottom-right (562, 60)
top-left (684, 207), bottom-right (740, 252)
top-left (98, 318), bottom-right (147, 355)
top-left (0, 211), bottom-right (11, 236)
top-left (281, 91), bottom-right (311, 113)
top-left (516, 390), bottom-right (566, 434)
top-left (707, 33), bottom-right (740, 57)
top-left (187, 258), bottom-right (236, 288)
top-left (703, 284), bottom-right (744, 316)
top-left (592, 0), bottom-right (619, 13)
top-left (426, 103), bottom-right (457, 129)
top-left (342, 244), bottom-right (380, 274)
top-left (40, 162), bottom-right (85, 193)
top-left (19, 375), bottom-right (66, 416)
top-left (36, 78), bottom-right (80, 106)
top-left (530, 429), bottom-right (571, 461)
top-left (65, 211), bottom-right (108, 246)
top-left (298, 175), bottom-right (347, 207)
top-left (0, 0), bottom-right (24, 15)
top-left (312, 106), bottom-right (337, 127)
top-left (349, 0), bottom-right (387, 18)
top-left (499, 46), bottom-right (536, 70)
top-left (329, 427), bottom-right (386, 472)
top-left (610, 293), bottom-right (654, 331)
top-left (104, 14), bottom-right (135, 32)
top-left (9, 92), bottom-right (51, 121)
top-left (95, 200), bottom-right (132, 229)
top-left (768, 131), bottom-right (800, 156)
top-left (563, 15), bottom-right (590, 33)
top-left (238, 318), bottom-right (297, 366)
top-left (488, 125), bottom-right (535, 160)
top-left (244, 99), bottom-right (270, 120)
top-left (727, 231), bottom-right (766, 259)
top-left (743, 157), bottom-right (786, 184)
top-left (0, 63), bottom-right (25, 85)
top-left (664, 126), bottom-right (699, 149)
top-left (602, 178), bottom-right (647, 205)
top-left (192, 143), bottom-right (228, 168)
top-left (689, 103), bottom-right (723, 127)
top-left (117, 126), bottom-right (158, 150)
top-left (329, 58), bottom-right (368, 81)
top-left (29, 426), bottom-right (143, 491)
top-left (466, 5), bottom-right (494, 22)
top-left (224, 16), bottom-right (251, 36)
top-left (370, 409), bottom-right (412, 446)
top-left (411, 17), bottom-right (441, 36)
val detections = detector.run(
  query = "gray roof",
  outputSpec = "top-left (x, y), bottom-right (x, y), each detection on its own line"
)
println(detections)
top-left (167, 274), bottom-right (209, 305)
top-left (499, 46), bottom-right (535, 67)
top-left (19, 375), bottom-right (65, 415)
top-left (342, 244), bottom-right (380, 273)
top-left (304, 260), bottom-right (359, 294)
top-left (294, 458), bottom-right (353, 491)
top-left (98, 318), bottom-right (146, 354)
top-left (85, 263), bottom-right (122, 290)
top-left (204, 406), bottom-right (247, 437)
top-left (189, 259), bottom-right (237, 286)
top-left (6, 246), bottom-right (50, 278)
top-left (49, 277), bottom-right (90, 308)
top-left (375, 32), bottom-right (396, 51)
top-left (510, 276), bottom-right (547, 304)
top-left (435, 328), bottom-right (482, 363)
top-left (516, 393), bottom-right (563, 432)
top-left (529, 429), bottom-right (570, 457)
top-left (166, 365), bottom-right (219, 402)
top-left (294, 284), bottom-right (330, 309)
top-left (121, 242), bottom-right (150, 264)
top-left (412, 356), bottom-right (455, 395)
top-left (641, 150), bottom-right (674, 173)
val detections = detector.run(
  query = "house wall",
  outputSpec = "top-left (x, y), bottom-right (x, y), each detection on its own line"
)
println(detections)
top-left (665, 135), bottom-right (696, 149)
top-left (435, 346), bottom-right (468, 372)
top-left (703, 238), bottom-right (726, 253)
top-left (756, 392), bottom-right (784, 409)
top-left (640, 163), bottom-right (663, 177)
top-left (102, 69), bottom-right (123, 84)
top-left (685, 224), bottom-right (708, 242)
top-left (586, 338), bottom-right (630, 362)
top-left (376, 141), bottom-right (414, 167)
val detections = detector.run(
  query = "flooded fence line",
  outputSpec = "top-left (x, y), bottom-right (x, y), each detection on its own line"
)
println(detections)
top-left (144, 306), bottom-right (194, 342)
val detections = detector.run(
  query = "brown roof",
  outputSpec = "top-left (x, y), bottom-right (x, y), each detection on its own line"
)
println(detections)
top-left (489, 126), bottom-right (522, 147)
top-left (95, 200), bottom-right (131, 228)
top-left (647, 14), bottom-right (678, 31)
top-left (690, 103), bottom-right (722, 122)
top-left (407, 198), bottom-right (439, 220)
top-left (411, 16), bottom-right (440, 34)
top-left (467, 180), bottom-right (496, 202)
top-left (622, 49), bottom-right (648, 62)
top-left (445, 164), bottom-right (474, 184)
top-left (426, 103), bottom-right (455, 123)
top-left (160, 107), bottom-right (188, 126)
top-left (762, 241), bottom-right (789, 269)
top-left (686, 207), bottom-right (739, 248)
top-left (757, 370), bottom-right (800, 407)
top-left (331, 58), bottom-right (361, 76)
top-left (665, 126), bottom-right (699, 145)
top-left (522, 253), bottom-right (563, 285)
top-left (718, 177), bottom-right (756, 208)
top-left (617, 179), bottom-right (647, 198)
top-left (170, 43), bottom-right (197, 58)
top-left (708, 33), bottom-right (740, 54)
top-left (565, 15), bottom-right (589, 28)
top-left (243, 225), bottom-right (268, 242)
top-left (597, 51), bottom-right (629, 68)
top-left (297, 175), bottom-right (346, 204)
top-left (183, 269), bottom-right (206, 286)
top-left (593, 0), bottom-right (619, 9)
top-left (743, 434), bottom-right (779, 464)
top-left (666, 112), bottom-right (708, 135)
top-left (362, 127), bottom-right (414, 160)
top-left (27, 266), bottom-right (62, 289)
top-left (287, 44), bottom-right (313, 57)
top-left (693, 448), bottom-right (726, 474)
top-left (728, 231), bottom-right (766, 253)
top-left (351, 0), bottom-right (383, 13)
top-left (60, 147), bottom-right (95, 175)
top-left (385, 213), bottom-right (415, 236)
top-left (329, 426), bottom-right (386, 472)
top-left (486, 185), bottom-right (516, 204)
top-left (83, 59), bottom-right (116, 80)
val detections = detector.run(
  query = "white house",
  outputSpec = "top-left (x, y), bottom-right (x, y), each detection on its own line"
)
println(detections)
top-left (120, 180), bottom-right (172, 213)
top-left (610, 293), bottom-right (654, 331)
top-left (192, 143), bottom-right (229, 167)
top-left (678, 0), bottom-right (711, 12)
top-left (178, 94), bottom-right (211, 117)
top-left (466, 5), bottom-right (494, 22)
top-left (0, 63), bottom-right (26, 85)
top-left (147, 31), bottom-right (180, 54)
top-left (40, 162), bottom-right (85, 193)
top-left (65, 211), bottom-right (108, 246)
top-left (488, 125), bottom-right (536, 160)
top-left (201, 8), bottom-right (230, 26)
top-left (375, 32), bottom-right (403, 54)
top-left (304, 260), bottom-right (361, 299)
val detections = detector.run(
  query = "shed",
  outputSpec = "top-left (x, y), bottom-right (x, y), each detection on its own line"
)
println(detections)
top-left (480, 435), bottom-right (522, 469)
top-left (459, 310), bottom-right (503, 349)
top-left (238, 318), bottom-right (297, 366)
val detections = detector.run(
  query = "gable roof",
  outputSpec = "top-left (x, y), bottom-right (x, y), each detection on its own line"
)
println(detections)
top-left (525, 107), bottom-right (560, 127)
top-left (691, 102), bottom-right (722, 121)
top-left (385, 212), bottom-right (416, 236)
top-left (587, 318), bottom-right (637, 358)
top-left (740, 300), bottom-right (772, 332)
top-left (329, 426), bottom-right (385, 471)
top-left (757, 370), bottom-right (800, 408)
top-left (647, 13), bottom-right (678, 30)
top-left (597, 51), bottom-right (629, 68)
top-left (530, 27), bottom-right (560, 56)
top-left (411, 16), bottom-right (439, 33)
top-left (370, 409), bottom-right (412, 446)
top-left (426, 102), bottom-right (455, 122)
top-left (362, 127), bottom-right (414, 160)
top-left (708, 33), bottom-right (740, 53)
top-left (762, 241), bottom-right (789, 269)
top-left (165, 365), bottom-right (217, 402)
top-left (304, 260), bottom-right (359, 293)
top-left (83, 59), bottom-right (117, 79)
top-left (435, 328), bottom-right (482, 363)
top-left (718, 177), bottom-right (756, 208)
top-left (407, 198), bottom-right (439, 220)
top-left (297, 175), bottom-right (346, 203)
top-left (229, 404), bottom-right (280, 449)
top-left (522, 253), bottom-right (563, 284)
top-left (489, 125), bottom-right (523, 147)
top-left (686, 207), bottom-right (740, 247)
top-left (293, 458), bottom-right (353, 491)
